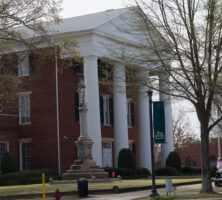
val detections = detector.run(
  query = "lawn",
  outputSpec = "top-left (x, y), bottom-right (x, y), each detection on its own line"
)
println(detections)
top-left (0, 178), bottom-right (201, 197)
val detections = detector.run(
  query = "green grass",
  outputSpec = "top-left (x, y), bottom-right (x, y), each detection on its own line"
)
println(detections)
top-left (18, 196), bottom-right (79, 200)
top-left (0, 178), bottom-right (201, 197)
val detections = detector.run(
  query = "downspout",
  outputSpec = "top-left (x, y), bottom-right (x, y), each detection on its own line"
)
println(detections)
top-left (53, 37), bottom-right (61, 176)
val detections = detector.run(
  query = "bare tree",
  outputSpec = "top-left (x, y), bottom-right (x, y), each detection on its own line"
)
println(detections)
top-left (173, 111), bottom-right (199, 151)
top-left (115, 0), bottom-right (222, 192)
top-left (0, 0), bottom-right (62, 98)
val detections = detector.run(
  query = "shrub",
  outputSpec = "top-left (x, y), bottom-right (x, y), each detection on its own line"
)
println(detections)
top-left (118, 148), bottom-right (136, 169)
top-left (1, 152), bottom-right (17, 174)
top-left (155, 167), bottom-right (178, 176)
top-left (103, 167), bottom-right (150, 179)
top-left (0, 169), bottom-right (57, 186)
top-left (210, 165), bottom-right (217, 177)
top-left (166, 151), bottom-right (181, 172)
top-left (181, 166), bottom-right (201, 175)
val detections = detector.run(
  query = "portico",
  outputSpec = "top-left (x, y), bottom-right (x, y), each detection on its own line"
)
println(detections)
top-left (55, 8), bottom-right (174, 172)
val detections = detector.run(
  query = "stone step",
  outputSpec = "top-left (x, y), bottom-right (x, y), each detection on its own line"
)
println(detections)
top-left (66, 169), bottom-right (104, 173)
top-left (70, 164), bottom-right (101, 170)
top-left (62, 171), bottom-right (109, 180)
top-left (70, 165), bottom-right (81, 170)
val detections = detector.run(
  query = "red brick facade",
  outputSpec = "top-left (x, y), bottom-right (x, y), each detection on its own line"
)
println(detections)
top-left (177, 138), bottom-right (220, 167)
top-left (0, 54), bottom-right (140, 172)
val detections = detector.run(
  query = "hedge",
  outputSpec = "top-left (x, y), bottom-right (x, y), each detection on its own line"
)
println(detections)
top-left (1, 152), bottom-right (17, 174)
top-left (0, 169), bottom-right (57, 186)
top-left (181, 166), bottom-right (201, 175)
top-left (103, 167), bottom-right (150, 179)
top-left (155, 167), bottom-right (178, 176)
top-left (166, 151), bottom-right (181, 172)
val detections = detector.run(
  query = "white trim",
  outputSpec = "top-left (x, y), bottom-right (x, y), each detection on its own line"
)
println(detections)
top-left (102, 138), bottom-right (114, 142)
top-left (19, 142), bottom-right (31, 171)
top-left (16, 91), bottom-right (32, 95)
top-left (19, 94), bottom-right (31, 125)
top-left (0, 114), bottom-right (17, 117)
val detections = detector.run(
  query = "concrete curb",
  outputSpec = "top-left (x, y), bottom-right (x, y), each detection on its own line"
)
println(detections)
top-left (0, 180), bottom-right (201, 200)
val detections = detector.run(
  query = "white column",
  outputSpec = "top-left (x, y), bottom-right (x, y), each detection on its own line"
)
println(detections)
top-left (159, 74), bottom-right (174, 167)
top-left (83, 55), bottom-right (102, 166)
top-left (113, 62), bottom-right (129, 167)
top-left (138, 84), bottom-right (152, 172)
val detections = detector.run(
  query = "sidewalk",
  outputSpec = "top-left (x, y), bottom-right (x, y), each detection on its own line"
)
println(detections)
top-left (81, 183), bottom-right (219, 200)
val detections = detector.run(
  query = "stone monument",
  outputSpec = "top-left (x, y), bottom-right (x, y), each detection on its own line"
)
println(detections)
top-left (62, 79), bottom-right (108, 180)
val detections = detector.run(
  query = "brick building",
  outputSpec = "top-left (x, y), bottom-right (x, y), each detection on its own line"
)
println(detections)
top-left (177, 138), bottom-right (221, 168)
top-left (0, 8), bottom-right (174, 175)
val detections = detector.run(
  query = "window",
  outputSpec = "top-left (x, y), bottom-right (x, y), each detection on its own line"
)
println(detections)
top-left (18, 54), bottom-right (29, 76)
top-left (12, 53), bottom-right (35, 76)
top-left (73, 60), bottom-right (83, 74)
top-left (19, 95), bottom-right (30, 124)
top-left (127, 100), bottom-right (135, 127)
top-left (0, 142), bottom-right (8, 168)
top-left (0, 97), bottom-right (2, 112)
top-left (100, 95), bottom-right (113, 125)
top-left (98, 60), bottom-right (113, 80)
top-left (20, 142), bottom-right (31, 171)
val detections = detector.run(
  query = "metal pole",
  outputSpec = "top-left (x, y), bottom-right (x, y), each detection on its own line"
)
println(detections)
top-left (53, 37), bottom-right (61, 176)
top-left (218, 131), bottom-right (221, 158)
top-left (148, 91), bottom-right (159, 197)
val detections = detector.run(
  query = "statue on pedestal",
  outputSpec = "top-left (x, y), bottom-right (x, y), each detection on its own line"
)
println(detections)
top-left (62, 79), bottom-right (108, 180)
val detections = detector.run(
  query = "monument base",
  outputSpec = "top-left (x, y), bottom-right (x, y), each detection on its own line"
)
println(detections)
top-left (62, 159), bottom-right (109, 180)
top-left (62, 139), bottom-right (108, 180)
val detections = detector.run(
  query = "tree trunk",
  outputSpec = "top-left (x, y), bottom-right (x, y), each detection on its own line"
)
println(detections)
top-left (200, 122), bottom-right (213, 193)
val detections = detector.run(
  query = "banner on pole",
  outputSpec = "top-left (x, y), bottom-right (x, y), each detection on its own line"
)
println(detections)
top-left (153, 101), bottom-right (165, 143)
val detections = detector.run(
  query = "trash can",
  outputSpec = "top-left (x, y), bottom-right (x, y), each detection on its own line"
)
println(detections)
top-left (78, 178), bottom-right (88, 197)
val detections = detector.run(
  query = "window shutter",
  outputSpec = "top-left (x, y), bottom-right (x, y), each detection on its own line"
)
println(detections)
top-left (109, 98), bottom-right (113, 124)
top-left (29, 53), bottom-right (35, 75)
top-left (75, 92), bottom-right (79, 122)
top-left (0, 57), bottom-right (5, 75)
top-left (108, 65), bottom-right (113, 80)
top-left (12, 54), bottom-right (18, 75)
top-left (130, 101), bottom-right (135, 127)
top-left (100, 96), bottom-right (104, 124)
top-left (132, 143), bottom-right (136, 157)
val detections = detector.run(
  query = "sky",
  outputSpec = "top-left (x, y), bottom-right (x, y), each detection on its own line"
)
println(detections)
top-left (61, 0), bottom-right (127, 18)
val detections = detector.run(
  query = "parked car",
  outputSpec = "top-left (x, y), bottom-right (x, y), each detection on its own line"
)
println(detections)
top-left (214, 169), bottom-right (222, 187)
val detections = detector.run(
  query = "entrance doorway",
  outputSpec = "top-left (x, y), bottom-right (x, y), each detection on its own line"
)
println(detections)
top-left (102, 141), bottom-right (112, 167)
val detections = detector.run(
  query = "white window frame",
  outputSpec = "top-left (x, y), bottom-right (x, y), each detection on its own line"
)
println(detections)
top-left (102, 95), bottom-right (111, 126)
top-left (127, 99), bottom-right (133, 128)
top-left (19, 94), bottom-right (31, 125)
top-left (18, 54), bottom-right (29, 77)
top-left (19, 142), bottom-right (31, 171)
top-left (0, 142), bottom-right (9, 168)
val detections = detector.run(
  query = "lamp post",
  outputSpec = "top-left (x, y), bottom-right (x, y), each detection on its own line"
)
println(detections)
top-left (147, 90), bottom-right (159, 197)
